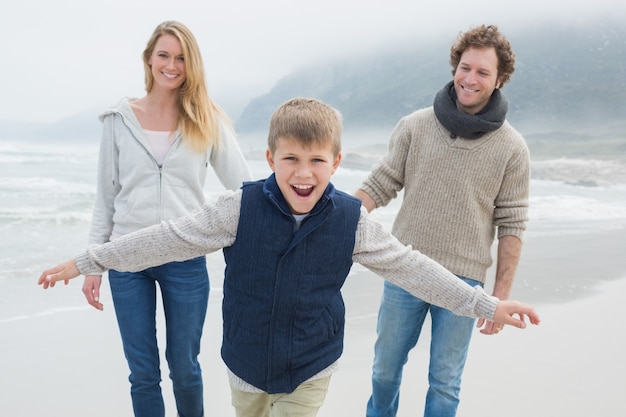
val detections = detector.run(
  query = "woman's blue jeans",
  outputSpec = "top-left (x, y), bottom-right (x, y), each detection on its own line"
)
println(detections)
top-left (109, 256), bottom-right (209, 417)
top-left (366, 277), bottom-right (482, 417)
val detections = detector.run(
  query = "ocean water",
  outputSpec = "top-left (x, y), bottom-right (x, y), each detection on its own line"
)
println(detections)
top-left (1, 136), bottom-right (626, 323)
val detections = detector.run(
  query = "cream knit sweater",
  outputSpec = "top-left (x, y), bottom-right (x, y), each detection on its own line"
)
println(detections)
top-left (360, 107), bottom-right (530, 283)
top-left (75, 189), bottom-right (498, 320)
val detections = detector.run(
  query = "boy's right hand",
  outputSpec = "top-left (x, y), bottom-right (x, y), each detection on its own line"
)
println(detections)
top-left (37, 260), bottom-right (80, 289)
top-left (82, 275), bottom-right (104, 310)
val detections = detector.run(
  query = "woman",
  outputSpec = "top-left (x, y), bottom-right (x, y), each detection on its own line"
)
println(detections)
top-left (82, 21), bottom-right (253, 417)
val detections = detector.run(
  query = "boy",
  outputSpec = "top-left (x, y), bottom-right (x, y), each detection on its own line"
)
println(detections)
top-left (39, 97), bottom-right (539, 417)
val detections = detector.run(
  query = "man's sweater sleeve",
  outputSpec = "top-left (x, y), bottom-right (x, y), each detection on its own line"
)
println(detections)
top-left (495, 137), bottom-right (530, 239)
top-left (359, 117), bottom-right (412, 208)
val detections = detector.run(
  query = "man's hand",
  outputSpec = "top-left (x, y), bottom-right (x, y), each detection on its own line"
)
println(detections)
top-left (477, 318), bottom-right (505, 335)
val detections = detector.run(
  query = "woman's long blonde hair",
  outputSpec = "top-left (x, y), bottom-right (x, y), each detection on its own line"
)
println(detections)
top-left (142, 20), bottom-right (228, 151)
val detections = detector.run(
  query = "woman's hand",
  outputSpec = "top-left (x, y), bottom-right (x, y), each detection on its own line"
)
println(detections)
top-left (82, 275), bottom-right (104, 311)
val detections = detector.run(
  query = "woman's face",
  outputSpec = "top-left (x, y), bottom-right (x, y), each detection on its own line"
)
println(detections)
top-left (148, 34), bottom-right (186, 92)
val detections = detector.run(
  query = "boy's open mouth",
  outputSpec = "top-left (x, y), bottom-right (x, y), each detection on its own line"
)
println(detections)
top-left (292, 185), bottom-right (314, 197)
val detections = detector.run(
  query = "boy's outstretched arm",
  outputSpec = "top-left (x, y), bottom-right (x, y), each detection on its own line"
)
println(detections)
top-left (493, 300), bottom-right (540, 330)
top-left (37, 260), bottom-right (79, 289)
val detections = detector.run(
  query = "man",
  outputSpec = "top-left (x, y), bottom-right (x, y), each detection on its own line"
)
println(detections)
top-left (356, 25), bottom-right (530, 417)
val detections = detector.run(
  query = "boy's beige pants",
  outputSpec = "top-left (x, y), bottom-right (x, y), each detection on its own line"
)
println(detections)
top-left (231, 375), bottom-right (331, 417)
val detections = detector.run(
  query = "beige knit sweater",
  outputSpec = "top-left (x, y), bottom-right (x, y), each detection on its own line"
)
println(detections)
top-left (360, 107), bottom-right (530, 283)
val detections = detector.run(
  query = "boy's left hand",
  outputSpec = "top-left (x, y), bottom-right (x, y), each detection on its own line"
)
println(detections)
top-left (491, 299), bottom-right (540, 332)
top-left (37, 260), bottom-right (80, 289)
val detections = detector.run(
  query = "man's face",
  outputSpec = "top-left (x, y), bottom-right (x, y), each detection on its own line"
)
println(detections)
top-left (266, 137), bottom-right (341, 215)
top-left (453, 46), bottom-right (503, 115)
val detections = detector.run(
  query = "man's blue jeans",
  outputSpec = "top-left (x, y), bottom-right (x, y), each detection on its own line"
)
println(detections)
top-left (366, 277), bottom-right (482, 417)
top-left (109, 256), bottom-right (209, 417)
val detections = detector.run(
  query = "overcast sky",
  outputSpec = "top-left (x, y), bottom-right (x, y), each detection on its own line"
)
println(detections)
top-left (2, 0), bottom-right (622, 122)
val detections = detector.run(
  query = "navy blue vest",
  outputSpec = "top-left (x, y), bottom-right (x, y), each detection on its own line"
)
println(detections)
top-left (222, 174), bottom-right (361, 393)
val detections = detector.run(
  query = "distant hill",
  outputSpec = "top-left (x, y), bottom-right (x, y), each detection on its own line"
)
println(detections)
top-left (235, 19), bottom-right (626, 155)
top-left (0, 109), bottom-right (101, 145)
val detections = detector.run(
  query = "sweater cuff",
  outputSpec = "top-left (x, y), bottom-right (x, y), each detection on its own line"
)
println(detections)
top-left (75, 250), bottom-right (106, 276)
top-left (359, 182), bottom-right (387, 208)
top-left (475, 290), bottom-right (499, 320)
top-left (497, 227), bottom-right (525, 240)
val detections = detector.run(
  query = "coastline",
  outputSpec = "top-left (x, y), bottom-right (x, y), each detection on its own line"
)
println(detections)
top-left (530, 158), bottom-right (626, 187)
top-left (498, 225), bottom-right (626, 305)
top-left (341, 152), bottom-right (626, 187)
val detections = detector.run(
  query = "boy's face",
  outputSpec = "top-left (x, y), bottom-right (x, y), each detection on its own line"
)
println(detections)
top-left (266, 137), bottom-right (341, 215)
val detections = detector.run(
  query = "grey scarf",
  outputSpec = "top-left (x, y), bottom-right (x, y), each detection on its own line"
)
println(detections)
top-left (433, 81), bottom-right (507, 139)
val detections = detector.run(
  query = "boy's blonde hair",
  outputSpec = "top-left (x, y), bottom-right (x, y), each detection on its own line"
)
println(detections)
top-left (268, 98), bottom-right (343, 156)
top-left (142, 20), bottom-right (230, 152)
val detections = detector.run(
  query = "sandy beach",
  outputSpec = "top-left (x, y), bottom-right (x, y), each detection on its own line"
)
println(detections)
top-left (2, 223), bottom-right (625, 416)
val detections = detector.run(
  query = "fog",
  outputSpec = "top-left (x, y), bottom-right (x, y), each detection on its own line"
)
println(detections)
top-left (2, 0), bottom-right (622, 122)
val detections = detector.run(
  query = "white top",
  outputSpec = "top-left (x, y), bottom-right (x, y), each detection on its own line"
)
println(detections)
top-left (144, 129), bottom-right (175, 167)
